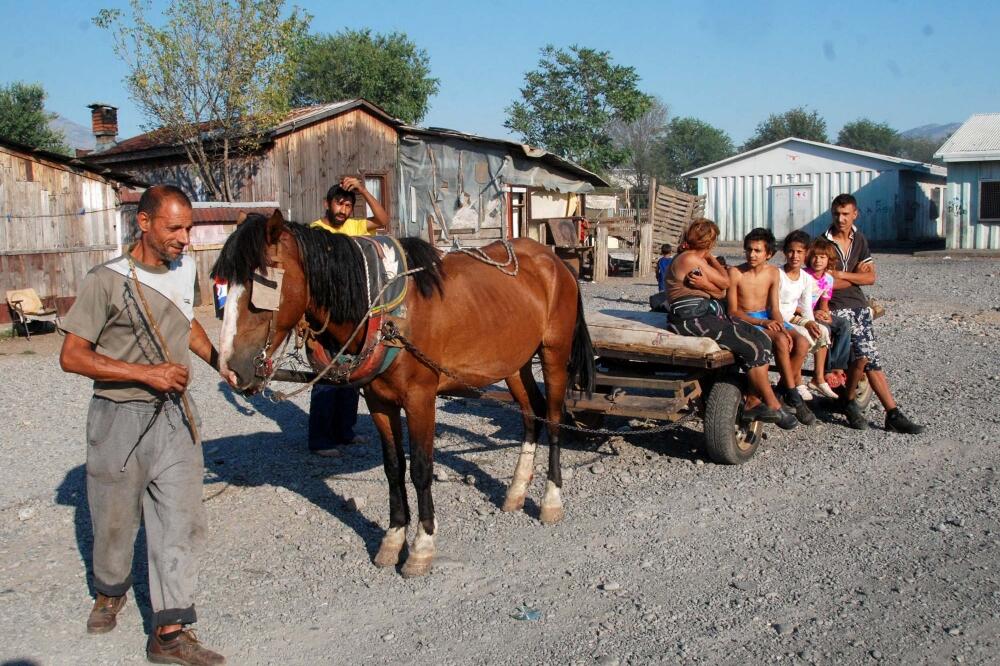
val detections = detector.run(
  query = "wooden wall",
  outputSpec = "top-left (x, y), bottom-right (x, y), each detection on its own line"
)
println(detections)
top-left (273, 109), bottom-right (399, 228)
top-left (0, 145), bottom-right (122, 324)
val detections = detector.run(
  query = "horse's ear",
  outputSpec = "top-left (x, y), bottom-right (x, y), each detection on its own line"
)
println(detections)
top-left (235, 211), bottom-right (248, 226)
top-left (265, 209), bottom-right (285, 245)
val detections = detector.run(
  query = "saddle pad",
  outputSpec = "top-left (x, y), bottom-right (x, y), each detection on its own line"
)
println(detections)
top-left (355, 235), bottom-right (407, 313)
top-left (588, 309), bottom-right (723, 357)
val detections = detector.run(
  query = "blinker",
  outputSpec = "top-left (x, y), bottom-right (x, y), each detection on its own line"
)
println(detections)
top-left (251, 267), bottom-right (284, 311)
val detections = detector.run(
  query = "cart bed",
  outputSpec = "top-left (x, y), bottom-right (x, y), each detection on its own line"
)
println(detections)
top-left (588, 309), bottom-right (735, 369)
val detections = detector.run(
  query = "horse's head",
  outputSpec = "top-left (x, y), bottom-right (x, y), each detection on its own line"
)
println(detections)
top-left (213, 210), bottom-right (308, 393)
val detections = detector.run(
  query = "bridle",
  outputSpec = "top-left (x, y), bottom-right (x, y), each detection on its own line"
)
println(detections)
top-left (249, 242), bottom-right (286, 383)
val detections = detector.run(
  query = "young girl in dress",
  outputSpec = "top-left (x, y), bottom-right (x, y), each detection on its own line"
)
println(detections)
top-left (805, 238), bottom-right (851, 398)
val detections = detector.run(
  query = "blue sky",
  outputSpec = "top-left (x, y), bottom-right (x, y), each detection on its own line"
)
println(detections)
top-left (2, 0), bottom-right (998, 146)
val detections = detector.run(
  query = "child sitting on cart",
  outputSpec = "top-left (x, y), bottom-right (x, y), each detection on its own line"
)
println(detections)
top-left (665, 219), bottom-right (796, 430)
top-left (777, 230), bottom-right (829, 402)
top-left (726, 228), bottom-right (815, 425)
top-left (804, 237), bottom-right (852, 398)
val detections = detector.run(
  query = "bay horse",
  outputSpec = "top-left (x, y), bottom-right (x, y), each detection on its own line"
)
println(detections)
top-left (212, 211), bottom-right (594, 577)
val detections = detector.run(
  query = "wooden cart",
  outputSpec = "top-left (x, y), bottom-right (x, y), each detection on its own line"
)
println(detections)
top-left (567, 309), bottom-right (871, 464)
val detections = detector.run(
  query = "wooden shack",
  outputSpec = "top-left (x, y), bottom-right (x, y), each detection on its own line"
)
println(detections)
top-left (0, 137), bottom-right (142, 324)
top-left (85, 100), bottom-right (401, 231)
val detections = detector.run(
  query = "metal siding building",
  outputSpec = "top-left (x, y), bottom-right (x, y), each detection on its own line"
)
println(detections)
top-left (683, 138), bottom-right (946, 243)
top-left (934, 113), bottom-right (1000, 250)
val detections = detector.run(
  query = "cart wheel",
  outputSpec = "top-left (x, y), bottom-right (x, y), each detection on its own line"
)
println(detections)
top-left (833, 375), bottom-right (873, 409)
top-left (704, 378), bottom-right (761, 464)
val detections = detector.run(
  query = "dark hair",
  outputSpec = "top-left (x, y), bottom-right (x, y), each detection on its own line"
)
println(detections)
top-left (660, 243), bottom-right (673, 254)
top-left (137, 184), bottom-right (192, 217)
top-left (684, 218), bottom-right (719, 250)
top-left (831, 193), bottom-right (857, 212)
top-left (782, 229), bottom-right (811, 253)
top-left (743, 227), bottom-right (776, 256)
top-left (325, 184), bottom-right (357, 205)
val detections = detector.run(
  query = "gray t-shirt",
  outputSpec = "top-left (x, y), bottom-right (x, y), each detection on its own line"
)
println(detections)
top-left (61, 252), bottom-right (196, 402)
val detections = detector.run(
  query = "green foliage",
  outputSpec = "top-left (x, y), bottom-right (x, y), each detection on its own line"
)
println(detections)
top-left (0, 82), bottom-right (69, 154)
top-left (505, 45), bottom-right (653, 175)
top-left (655, 117), bottom-right (735, 193)
top-left (742, 106), bottom-right (827, 151)
top-left (837, 119), bottom-right (901, 155)
top-left (291, 30), bottom-right (439, 124)
top-left (897, 135), bottom-right (946, 165)
top-left (94, 0), bottom-right (310, 200)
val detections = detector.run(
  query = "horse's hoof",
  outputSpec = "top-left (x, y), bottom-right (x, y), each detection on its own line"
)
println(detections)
top-left (539, 505), bottom-right (564, 525)
top-left (501, 495), bottom-right (526, 512)
top-left (374, 545), bottom-right (404, 568)
top-left (400, 554), bottom-right (433, 578)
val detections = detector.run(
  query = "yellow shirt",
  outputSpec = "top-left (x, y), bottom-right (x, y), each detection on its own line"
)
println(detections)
top-left (310, 217), bottom-right (371, 236)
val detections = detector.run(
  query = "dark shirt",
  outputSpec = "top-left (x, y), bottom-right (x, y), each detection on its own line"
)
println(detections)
top-left (824, 225), bottom-right (872, 310)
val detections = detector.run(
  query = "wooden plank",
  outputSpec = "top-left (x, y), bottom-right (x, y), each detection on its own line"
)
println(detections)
top-left (565, 393), bottom-right (690, 420)
top-left (594, 344), bottom-right (734, 369)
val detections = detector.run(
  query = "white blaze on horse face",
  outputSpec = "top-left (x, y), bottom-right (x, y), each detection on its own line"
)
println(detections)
top-left (219, 283), bottom-right (245, 375)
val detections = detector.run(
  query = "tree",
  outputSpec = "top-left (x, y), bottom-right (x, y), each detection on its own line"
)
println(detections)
top-left (95, 0), bottom-right (310, 201)
top-left (898, 136), bottom-right (946, 165)
top-left (607, 97), bottom-right (669, 192)
top-left (0, 82), bottom-right (69, 154)
top-left (290, 30), bottom-right (439, 124)
top-left (742, 106), bottom-right (828, 151)
top-left (837, 118), bottom-right (901, 155)
top-left (505, 45), bottom-right (652, 175)
top-left (654, 117), bottom-right (735, 192)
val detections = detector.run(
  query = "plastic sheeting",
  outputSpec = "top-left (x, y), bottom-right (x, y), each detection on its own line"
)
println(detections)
top-left (397, 133), bottom-right (597, 239)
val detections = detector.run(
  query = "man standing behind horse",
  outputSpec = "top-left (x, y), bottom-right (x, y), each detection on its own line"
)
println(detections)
top-left (59, 185), bottom-right (231, 664)
top-left (308, 177), bottom-right (390, 456)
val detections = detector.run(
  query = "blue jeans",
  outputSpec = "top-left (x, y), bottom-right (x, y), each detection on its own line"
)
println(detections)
top-left (309, 385), bottom-right (360, 450)
top-left (824, 314), bottom-right (852, 371)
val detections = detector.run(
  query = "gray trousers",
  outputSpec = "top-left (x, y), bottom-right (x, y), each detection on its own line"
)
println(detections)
top-left (85, 396), bottom-right (206, 627)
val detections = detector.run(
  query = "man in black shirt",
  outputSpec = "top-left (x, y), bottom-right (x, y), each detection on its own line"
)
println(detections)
top-left (825, 193), bottom-right (923, 433)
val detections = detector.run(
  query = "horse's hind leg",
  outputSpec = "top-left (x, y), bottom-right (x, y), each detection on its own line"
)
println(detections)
top-left (502, 362), bottom-right (546, 513)
top-left (538, 346), bottom-right (571, 525)
top-left (369, 398), bottom-right (409, 568)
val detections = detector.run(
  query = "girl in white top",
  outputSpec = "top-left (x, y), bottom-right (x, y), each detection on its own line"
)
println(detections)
top-left (779, 231), bottom-right (831, 400)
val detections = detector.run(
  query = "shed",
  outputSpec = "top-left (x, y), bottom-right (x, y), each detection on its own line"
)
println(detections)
top-left (83, 99), bottom-right (606, 249)
top-left (934, 113), bottom-right (1000, 250)
top-left (0, 137), bottom-right (142, 324)
top-left (682, 138), bottom-right (946, 244)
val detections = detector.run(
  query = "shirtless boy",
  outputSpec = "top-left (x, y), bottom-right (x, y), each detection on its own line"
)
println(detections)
top-left (727, 228), bottom-right (816, 425)
top-left (666, 219), bottom-right (796, 430)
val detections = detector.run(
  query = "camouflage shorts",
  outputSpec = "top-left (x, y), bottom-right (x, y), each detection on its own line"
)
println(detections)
top-left (832, 306), bottom-right (882, 372)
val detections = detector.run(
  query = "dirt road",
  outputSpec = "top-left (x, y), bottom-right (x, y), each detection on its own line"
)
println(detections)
top-left (1, 254), bottom-right (998, 665)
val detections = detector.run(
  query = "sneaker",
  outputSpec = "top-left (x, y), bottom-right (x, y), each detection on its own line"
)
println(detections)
top-left (86, 593), bottom-right (127, 634)
top-left (783, 389), bottom-right (816, 425)
top-left (885, 408), bottom-right (925, 435)
top-left (775, 407), bottom-right (799, 430)
top-left (796, 384), bottom-right (814, 402)
top-left (147, 628), bottom-right (225, 665)
top-left (843, 399), bottom-right (869, 430)
top-left (809, 381), bottom-right (839, 399)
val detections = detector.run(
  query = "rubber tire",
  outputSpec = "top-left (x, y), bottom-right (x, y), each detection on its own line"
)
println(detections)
top-left (704, 377), bottom-right (761, 465)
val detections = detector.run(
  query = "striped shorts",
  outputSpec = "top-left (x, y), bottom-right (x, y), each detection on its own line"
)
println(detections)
top-left (668, 298), bottom-right (773, 369)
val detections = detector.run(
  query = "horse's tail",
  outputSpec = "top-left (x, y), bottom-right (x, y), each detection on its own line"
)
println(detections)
top-left (568, 288), bottom-right (596, 398)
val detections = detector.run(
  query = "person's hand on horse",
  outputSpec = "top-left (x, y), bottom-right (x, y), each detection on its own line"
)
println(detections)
top-left (220, 367), bottom-right (239, 389)
top-left (145, 362), bottom-right (190, 394)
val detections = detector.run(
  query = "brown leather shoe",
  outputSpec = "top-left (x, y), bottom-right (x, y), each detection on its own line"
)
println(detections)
top-left (86, 593), bottom-right (127, 634)
top-left (147, 629), bottom-right (226, 665)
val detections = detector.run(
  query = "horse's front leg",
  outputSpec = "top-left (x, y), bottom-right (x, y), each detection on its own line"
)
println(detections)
top-left (400, 394), bottom-right (437, 578)
top-left (368, 397), bottom-right (409, 568)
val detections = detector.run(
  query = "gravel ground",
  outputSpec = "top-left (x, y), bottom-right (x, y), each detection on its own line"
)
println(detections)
top-left (1, 253), bottom-right (999, 665)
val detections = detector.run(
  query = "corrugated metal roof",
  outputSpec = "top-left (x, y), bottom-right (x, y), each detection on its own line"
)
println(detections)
top-left (934, 113), bottom-right (1000, 162)
top-left (399, 125), bottom-right (609, 188)
top-left (683, 137), bottom-right (945, 177)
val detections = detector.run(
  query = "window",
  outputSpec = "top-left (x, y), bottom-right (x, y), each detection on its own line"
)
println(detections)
top-left (980, 180), bottom-right (1000, 222)
top-left (363, 174), bottom-right (387, 218)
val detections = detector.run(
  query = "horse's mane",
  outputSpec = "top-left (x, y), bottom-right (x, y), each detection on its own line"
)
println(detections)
top-left (211, 214), bottom-right (444, 323)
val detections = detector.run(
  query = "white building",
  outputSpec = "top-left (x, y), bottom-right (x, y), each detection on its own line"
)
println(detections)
top-left (683, 138), bottom-right (946, 244)
top-left (934, 113), bottom-right (1000, 250)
